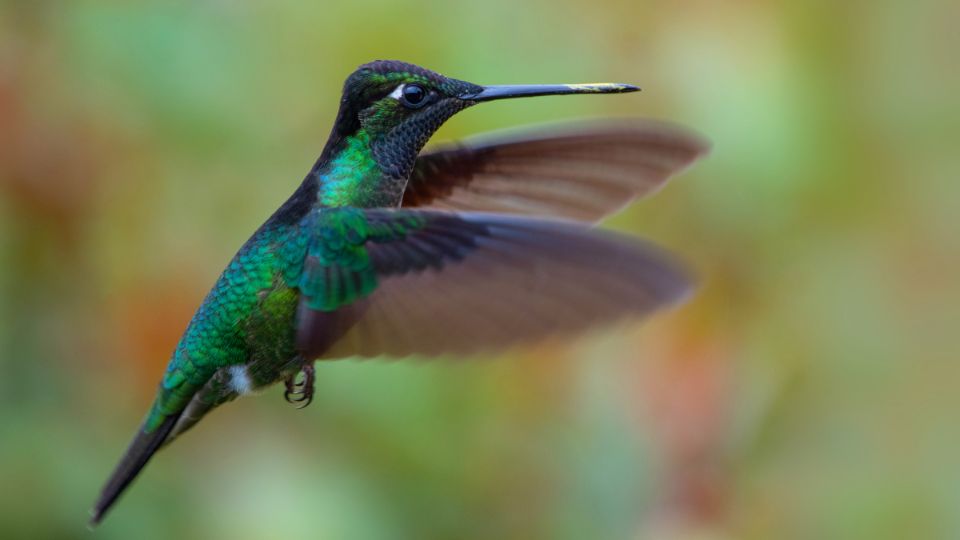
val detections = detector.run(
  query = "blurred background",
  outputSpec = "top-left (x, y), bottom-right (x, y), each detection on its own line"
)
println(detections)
top-left (1, 1), bottom-right (958, 538)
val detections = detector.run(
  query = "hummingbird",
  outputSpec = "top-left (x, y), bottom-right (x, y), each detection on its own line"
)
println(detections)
top-left (90, 60), bottom-right (708, 525)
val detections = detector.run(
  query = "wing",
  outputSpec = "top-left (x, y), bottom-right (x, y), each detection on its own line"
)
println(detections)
top-left (286, 207), bottom-right (692, 360)
top-left (402, 119), bottom-right (709, 222)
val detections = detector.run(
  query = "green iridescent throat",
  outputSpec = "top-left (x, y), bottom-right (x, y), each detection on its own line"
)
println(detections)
top-left (316, 130), bottom-right (385, 208)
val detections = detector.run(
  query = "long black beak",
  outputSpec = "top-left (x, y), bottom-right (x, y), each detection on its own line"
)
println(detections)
top-left (460, 82), bottom-right (639, 102)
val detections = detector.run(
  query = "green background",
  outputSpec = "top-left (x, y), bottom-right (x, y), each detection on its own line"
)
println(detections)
top-left (1, 1), bottom-right (957, 538)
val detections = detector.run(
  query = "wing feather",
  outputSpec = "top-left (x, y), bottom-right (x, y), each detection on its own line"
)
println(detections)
top-left (291, 209), bottom-right (692, 360)
top-left (402, 120), bottom-right (709, 222)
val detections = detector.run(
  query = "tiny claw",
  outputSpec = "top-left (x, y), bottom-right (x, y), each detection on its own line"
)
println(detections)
top-left (283, 363), bottom-right (315, 409)
top-left (283, 377), bottom-right (298, 404)
top-left (293, 394), bottom-right (313, 409)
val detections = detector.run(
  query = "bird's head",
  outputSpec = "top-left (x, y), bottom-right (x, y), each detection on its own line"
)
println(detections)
top-left (320, 60), bottom-right (639, 179)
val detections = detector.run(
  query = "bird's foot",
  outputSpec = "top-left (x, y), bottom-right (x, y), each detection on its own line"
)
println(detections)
top-left (283, 363), bottom-right (315, 409)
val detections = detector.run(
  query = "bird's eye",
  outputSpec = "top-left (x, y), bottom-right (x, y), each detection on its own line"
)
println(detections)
top-left (400, 84), bottom-right (428, 108)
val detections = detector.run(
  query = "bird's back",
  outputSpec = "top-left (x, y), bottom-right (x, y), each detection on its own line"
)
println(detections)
top-left (145, 186), bottom-right (317, 432)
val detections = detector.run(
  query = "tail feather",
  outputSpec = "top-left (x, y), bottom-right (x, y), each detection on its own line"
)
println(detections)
top-left (89, 412), bottom-right (181, 526)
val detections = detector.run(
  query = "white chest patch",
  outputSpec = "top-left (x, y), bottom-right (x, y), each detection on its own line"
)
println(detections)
top-left (228, 365), bottom-right (254, 395)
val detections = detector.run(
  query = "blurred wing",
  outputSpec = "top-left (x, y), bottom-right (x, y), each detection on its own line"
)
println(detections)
top-left (290, 208), bottom-right (692, 360)
top-left (402, 119), bottom-right (710, 222)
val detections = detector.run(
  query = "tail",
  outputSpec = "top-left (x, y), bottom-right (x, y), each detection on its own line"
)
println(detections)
top-left (89, 412), bottom-right (181, 526)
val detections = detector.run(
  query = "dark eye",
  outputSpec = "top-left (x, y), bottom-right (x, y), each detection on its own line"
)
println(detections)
top-left (400, 84), bottom-right (428, 108)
